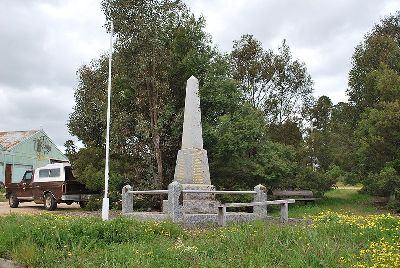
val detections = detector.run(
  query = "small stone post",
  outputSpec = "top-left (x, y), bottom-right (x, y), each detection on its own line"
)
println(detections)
top-left (168, 181), bottom-right (183, 223)
top-left (218, 206), bottom-right (227, 227)
top-left (122, 185), bottom-right (133, 214)
top-left (280, 203), bottom-right (289, 223)
top-left (253, 184), bottom-right (267, 218)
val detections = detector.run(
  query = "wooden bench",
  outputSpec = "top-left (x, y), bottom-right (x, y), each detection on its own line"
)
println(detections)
top-left (217, 199), bottom-right (295, 227)
top-left (272, 190), bottom-right (320, 202)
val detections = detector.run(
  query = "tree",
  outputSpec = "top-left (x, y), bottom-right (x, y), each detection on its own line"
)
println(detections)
top-left (68, 1), bottom-right (332, 199)
top-left (348, 12), bottom-right (400, 116)
top-left (206, 103), bottom-right (298, 190)
top-left (310, 96), bottom-right (332, 131)
top-left (328, 102), bottom-right (358, 173)
top-left (103, 0), bottom-right (214, 189)
top-left (231, 35), bottom-right (314, 124)
top-left (69, 0), bottom-right (214, 194)
top-left (64, 140), bottom-right (77, 163)
top-left (344, 13), bottom-right (400, 200)
top-left (356, 101), bottom-right (400, 175)
top-left (305, 96), bottom-right (334, 171)
top-left (267, 121), bottom-right (302, 147)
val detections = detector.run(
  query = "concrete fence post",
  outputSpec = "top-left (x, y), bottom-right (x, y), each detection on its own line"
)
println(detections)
top-left (253, 184), bottom-right (267, 218)
top-left (122, 185), bottom-right (133, 214)
top-left (280, 202), bottom-right (289, 223)
top-left (168, 181), bottom-right (183, 223)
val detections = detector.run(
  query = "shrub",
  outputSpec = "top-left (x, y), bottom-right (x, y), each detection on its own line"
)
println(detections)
top-left (363, 166), bottom-right (400, 198)
top-left (290, 167), bottom-right (336, 196)
top-left (84, 196), bottom-right (102, 211)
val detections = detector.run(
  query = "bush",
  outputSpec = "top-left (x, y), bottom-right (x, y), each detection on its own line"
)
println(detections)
top-left (387, 199), bottom-right (400, 212)
top-left (287, 167), bottom-right (336, 196)
top-left (363, 166), bottom-right (400, 197)
top-left (325, 165), bottom-right (347, 184)
top-left (84, 195), bottom-right (102, 211)
top-left (0, 183), bottom-right (5, 202)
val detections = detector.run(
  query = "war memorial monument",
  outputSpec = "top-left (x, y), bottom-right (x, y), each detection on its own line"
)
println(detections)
top-left (122, 76), bottom-right (294, 226)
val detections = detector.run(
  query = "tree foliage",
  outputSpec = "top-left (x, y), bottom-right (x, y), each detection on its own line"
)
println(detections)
top-left (356, 101), bottom-right (400, 174)
top-left (69, 0), bottom-right (214, 194)
top-left (231, 35), bottom-right (314, 124)
top-left (345, 13), bottom-right (400, 200)
top-left (348, 12), bottom-right (400, 115)
top-left (67, 1), bottom-right (346, 207)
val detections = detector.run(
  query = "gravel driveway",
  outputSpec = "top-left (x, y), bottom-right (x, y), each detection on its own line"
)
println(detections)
top-left (0, 201), bottom-right (121, 218)
top-left (0, 201), bottom-right (81, 215)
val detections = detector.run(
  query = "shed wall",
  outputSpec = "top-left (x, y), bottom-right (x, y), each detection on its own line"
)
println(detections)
top-left (0, 162), bottom-right (3, 183)
top-left (0, 130), bottom-right (68, 183)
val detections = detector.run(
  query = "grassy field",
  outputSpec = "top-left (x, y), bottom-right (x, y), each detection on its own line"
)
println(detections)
top-left (0, 189), bottom-right (399, 267)
top-left (287, 187), bottom-right (377, 218)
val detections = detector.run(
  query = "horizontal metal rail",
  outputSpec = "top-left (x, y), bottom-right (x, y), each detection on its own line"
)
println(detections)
top-left (182, 190), bottom-right (256, 194)
top-left (127, 190), bottom-right (168, 195)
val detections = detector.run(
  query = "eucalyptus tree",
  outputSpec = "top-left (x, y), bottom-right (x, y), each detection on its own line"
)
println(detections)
top-left (346, 13), bottom-right (400, 201)
top-left (230, 35), bottom-right (314, 125)
top-left (69, 0), bottom-right (214, 191)
top-left (348, 12), bottom-right (400, 116)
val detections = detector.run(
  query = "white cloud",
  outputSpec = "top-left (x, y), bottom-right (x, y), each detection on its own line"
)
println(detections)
top-left (0, 0), bottom-right (399, 152)
top-left (0, 0), bottom-right (108, 151)
top-left (186, 0), bottom-right (398, 104)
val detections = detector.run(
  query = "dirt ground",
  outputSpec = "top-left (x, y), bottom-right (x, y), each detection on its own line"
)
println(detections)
top-left (0, 201), bottom-right (80, 215)
top-left (0, 201), bottom-right (121, 218)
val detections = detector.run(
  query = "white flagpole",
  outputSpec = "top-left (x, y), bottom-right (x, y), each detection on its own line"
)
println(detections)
top-left (102, 20), bottom-right (113, 221)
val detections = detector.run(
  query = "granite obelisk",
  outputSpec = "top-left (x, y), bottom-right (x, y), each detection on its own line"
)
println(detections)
top-left (174, 76), bottom-right (211, 185)
top-left (164, 76), bottom-right (218, 214)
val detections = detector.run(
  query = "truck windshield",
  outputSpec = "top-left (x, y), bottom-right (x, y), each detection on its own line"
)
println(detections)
top-left (64, 166), bottom-right (76, 181)
top-left (23, 171), bottom-right (33, 182)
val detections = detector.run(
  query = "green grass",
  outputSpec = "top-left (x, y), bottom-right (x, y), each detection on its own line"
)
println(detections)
top-left (0, 188), bottom-right (6, 202)
top-left (286, 188), bottom-right (377, 218)
top-left (0, 189), bottom-right (398, 267)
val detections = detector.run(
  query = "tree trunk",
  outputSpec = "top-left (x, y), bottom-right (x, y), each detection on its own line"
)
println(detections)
top-left (147, 73), bottom-right (164, 189)
top-left (151, 111), bottom-right (163, 189)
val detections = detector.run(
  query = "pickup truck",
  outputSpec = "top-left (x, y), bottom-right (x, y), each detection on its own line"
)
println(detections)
top-left (5, 163), bottom-right (96, 211)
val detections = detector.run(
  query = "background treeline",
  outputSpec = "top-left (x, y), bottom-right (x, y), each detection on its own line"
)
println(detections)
top-left (64, 0), bottom-right (400, 208)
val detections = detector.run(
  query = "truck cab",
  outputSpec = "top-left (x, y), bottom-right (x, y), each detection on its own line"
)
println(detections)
top-left (5, 163), bottom-right (96, 211)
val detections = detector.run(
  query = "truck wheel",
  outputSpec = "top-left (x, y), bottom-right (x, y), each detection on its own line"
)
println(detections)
top-left (44, 193), bottom-right (57, 211)
top-left (79, 201), bottom-right (87, 209)
top-left (9, 193), bottom-right (19, 208)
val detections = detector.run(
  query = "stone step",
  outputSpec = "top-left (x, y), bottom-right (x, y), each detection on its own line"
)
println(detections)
top-left (124, 212), bottom-right (169, 221)
top-left (162, 199), bottom-right (221, 214)
top-left (184, 212), bottom-right (256, 226)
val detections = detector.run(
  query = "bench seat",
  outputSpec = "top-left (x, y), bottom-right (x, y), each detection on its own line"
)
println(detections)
top-left (272, 190), bottom-right (320, 202)
top-left (217, 199), bottom-right (295, 226)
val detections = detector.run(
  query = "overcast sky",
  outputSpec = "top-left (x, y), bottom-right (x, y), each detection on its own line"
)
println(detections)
top-left (0, 0), bottom-right (399, 152)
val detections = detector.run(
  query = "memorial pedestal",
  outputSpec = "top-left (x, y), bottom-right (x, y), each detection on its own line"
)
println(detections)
top-left (162, 184), bottom-right (220, 214)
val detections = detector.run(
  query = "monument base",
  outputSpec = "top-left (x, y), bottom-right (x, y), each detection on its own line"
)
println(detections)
top-left (174, 148), bottom-right (211, 185)
top-left (162, 183), bottom-right (221, 214)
